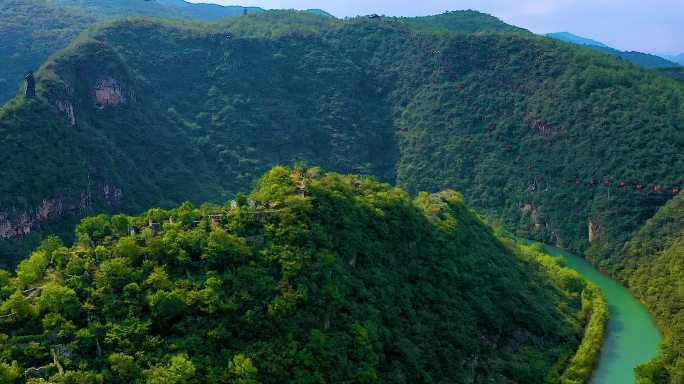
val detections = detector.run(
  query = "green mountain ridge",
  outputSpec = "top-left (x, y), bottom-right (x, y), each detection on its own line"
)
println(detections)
top-left (673, 52), bottom-right (684, 65)
top-left (1, 9), bottom-right (684, 381)
top-left (0, 166), bottom-right (596, 383)
top-left (0, 0), bottom-right (263, 105)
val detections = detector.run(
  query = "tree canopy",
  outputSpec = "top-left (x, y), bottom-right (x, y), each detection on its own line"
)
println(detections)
top-left (0, 166), bottom-right (598, 383)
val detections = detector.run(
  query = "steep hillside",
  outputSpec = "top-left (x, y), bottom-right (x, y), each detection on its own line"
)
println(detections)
top-left (1, 11), bottom-right (683, 273)
top-left (545, 32), bottom-right (680, 68)
top-left (0, 0), bottom-right (262, 104)
top-left (0, 166), bottom-right (595, 383)
top-left (620, 193), bottom-right (684, 382)
top-left (0, 12), bottom-right (403, 266)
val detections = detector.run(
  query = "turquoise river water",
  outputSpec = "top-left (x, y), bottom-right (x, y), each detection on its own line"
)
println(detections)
top-left (536, 242), bottom-right (661, 384)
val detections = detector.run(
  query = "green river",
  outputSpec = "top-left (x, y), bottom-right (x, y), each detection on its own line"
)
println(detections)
top-left (538, 243), bottom-right (661, 384)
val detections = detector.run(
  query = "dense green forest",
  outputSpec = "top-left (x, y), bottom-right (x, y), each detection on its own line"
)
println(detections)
top-left (0, 0), bottom-right (262, 104)
top-left (656, 67), bottom-right (684, 84)
top-left (0, 166), bottom-right (600, 383)
top-left (2, 9), bottom-right (684, 381)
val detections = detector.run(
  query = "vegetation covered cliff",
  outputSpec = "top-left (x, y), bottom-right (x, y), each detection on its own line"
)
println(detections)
top-left (0, 167), bottom-right (596, 383)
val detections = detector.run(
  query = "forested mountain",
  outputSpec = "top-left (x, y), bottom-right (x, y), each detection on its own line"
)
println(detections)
top-left (2, 9), bottom-right (684, 381)
top-left (0, 166), bottom-right (602, 383)
top-left (545, 32), bottom-right (680, 68)
top-left (0, 0), bottom-right (262, 104)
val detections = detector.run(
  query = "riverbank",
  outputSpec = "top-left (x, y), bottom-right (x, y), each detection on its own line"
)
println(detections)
top-left (514, 241), bottom-right (608, 384)
top-left (518, 240), bottom-right (661, 384)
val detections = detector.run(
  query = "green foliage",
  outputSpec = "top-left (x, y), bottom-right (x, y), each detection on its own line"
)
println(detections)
top-left (145, 354), bottom-right (196, 384)
top-left (0, 359), bottom-right (21, 383)
top-left (0, 167), bottom-right (590, 383)
top-left (227, 354), bottom-right (259, 384)
top-left (514, 243), bottom-right (608, 384)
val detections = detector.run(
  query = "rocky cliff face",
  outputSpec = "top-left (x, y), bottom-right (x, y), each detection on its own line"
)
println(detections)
top-left (93, 78), bottom-right (131, 108)
top-left (531, 208), bottom-right (547, 228)
top-left (0, 182), bottom-right (123, 239)
top-left (588, 219), bottom-right (602, 243)
top-left (0, 194), bottom-right (88, 239)
top-left (56, 100), bottom-right (76, 126)
top-left (98, 181), bottom-right (123, 209)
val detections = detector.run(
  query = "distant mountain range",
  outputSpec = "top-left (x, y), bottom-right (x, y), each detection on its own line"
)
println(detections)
top-left (306, 8), bottom-right (336, 18)
top-left (545, 32), bottom-right (681, 68)
top-left (545, 32), bottom-right (609, 48)
top-left (673, 52), bottom-right (684, 65)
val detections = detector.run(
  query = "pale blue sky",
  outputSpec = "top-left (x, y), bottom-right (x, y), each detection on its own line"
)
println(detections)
top-left (187, 0), bottom-right (684, 54)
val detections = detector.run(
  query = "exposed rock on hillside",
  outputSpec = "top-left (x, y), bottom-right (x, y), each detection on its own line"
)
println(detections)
top-left (93, 78), bottom-right (130, 108)
top-left (56, 100), bottom-right (75, 126)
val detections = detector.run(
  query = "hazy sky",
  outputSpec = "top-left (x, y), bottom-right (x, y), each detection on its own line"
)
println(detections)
top-left (187, 0), bottom-right (684, 54)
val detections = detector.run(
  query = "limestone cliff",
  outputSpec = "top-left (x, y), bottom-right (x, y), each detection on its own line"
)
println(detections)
top-left (0, 182), bottom-right (123, 239)
top-left (56, 100), bottom-right (75, 126)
